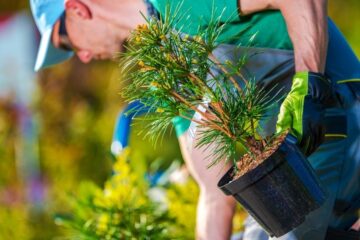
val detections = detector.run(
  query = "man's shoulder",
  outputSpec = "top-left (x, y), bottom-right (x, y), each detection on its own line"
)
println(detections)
top-left (150, 0), bottom-right (293, 50)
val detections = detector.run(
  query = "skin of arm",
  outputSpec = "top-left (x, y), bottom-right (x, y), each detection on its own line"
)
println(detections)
top-left (238, 0), bottom-right (328, 73)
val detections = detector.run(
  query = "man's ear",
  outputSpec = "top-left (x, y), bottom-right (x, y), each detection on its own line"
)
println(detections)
top-left (77, 50), bottom-right (93, 63)
top-left (65, 0), bottom-right (92, 19)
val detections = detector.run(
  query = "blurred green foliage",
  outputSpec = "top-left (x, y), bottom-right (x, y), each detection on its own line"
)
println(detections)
top-left (55, 149), bottom-right (246, 239)
top-left (56, 149), bottom-right (179, 239)
top-left (0, 56), bottom-right (183, 239)
top-left (166, 176), bottom-right (199, 239)
top-left (0, 204), bottom-right (31, 239)
top-left (0, 1), bottom-right (29, 12)
top-left (329, 0), bottom-right (360, 55)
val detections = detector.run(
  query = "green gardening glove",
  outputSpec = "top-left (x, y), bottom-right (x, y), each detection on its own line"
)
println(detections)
top-left (276, 72), bottom-right (335, 156)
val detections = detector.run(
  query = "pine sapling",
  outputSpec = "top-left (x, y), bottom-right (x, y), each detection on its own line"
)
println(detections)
top-left (121, 5), bottom-right (283, 176)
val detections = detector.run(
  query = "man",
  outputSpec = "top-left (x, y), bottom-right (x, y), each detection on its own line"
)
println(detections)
top-left (30, 0), bottom-right (360, 239)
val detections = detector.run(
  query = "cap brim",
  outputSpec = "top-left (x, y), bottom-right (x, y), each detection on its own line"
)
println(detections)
top-left (34, 27), bottom-right (74, 71)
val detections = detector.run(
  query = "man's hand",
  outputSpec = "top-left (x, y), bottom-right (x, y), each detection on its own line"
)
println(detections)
top-left (276, 72), bottom-right (333, 156)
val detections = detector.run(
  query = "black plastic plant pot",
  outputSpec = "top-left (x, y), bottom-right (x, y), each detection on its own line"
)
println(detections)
top-left (217, 134), bottom-right (327, 237)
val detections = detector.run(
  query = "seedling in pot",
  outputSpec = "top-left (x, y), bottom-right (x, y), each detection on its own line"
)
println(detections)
top-left (121, 6), bottom-right (283, 178)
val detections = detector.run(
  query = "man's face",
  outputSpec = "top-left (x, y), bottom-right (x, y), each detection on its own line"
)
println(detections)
top-left (52, 0), bottom-right (126, 63)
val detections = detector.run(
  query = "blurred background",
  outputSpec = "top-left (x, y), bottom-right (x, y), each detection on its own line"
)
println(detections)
top-left (0, 1), bottom-right (359, 239)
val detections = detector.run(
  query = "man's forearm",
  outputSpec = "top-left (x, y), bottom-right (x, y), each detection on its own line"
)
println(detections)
top-left (238, 0), bottom-right (328, 73)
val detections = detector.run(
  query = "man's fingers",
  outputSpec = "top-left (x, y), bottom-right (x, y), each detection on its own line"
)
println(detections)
top-left (350, 218), bottom-right (360, 231)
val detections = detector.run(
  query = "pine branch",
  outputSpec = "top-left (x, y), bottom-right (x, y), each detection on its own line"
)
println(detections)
top-left (120, 2), bottom-right (284, 171)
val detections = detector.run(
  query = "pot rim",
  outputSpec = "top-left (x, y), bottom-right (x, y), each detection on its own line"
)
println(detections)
top-left (218, 134), bottom-right (298, 195)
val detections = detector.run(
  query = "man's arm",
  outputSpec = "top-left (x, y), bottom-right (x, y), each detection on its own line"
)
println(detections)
top-left (238, 0), bottom-right (328, 73)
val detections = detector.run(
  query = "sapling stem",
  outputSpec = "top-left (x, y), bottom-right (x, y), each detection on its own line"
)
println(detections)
top-left (188, 73), bottom-right (215, 97)
top-left (170, 91), bottom-right (232, 136)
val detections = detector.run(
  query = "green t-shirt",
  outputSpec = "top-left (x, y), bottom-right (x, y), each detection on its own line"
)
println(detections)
top-left (150, 0), bottom-right (293, 50)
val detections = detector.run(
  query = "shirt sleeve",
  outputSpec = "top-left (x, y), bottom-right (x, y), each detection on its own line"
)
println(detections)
top-left (149, 0), bottom-right (240, 25)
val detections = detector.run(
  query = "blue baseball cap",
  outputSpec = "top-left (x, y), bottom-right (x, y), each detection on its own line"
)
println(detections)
top-left (30, 0), bottom-right (74, 71)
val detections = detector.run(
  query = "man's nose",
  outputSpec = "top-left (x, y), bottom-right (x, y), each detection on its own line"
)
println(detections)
top-left (76, 50), bottom-right (93, 63)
